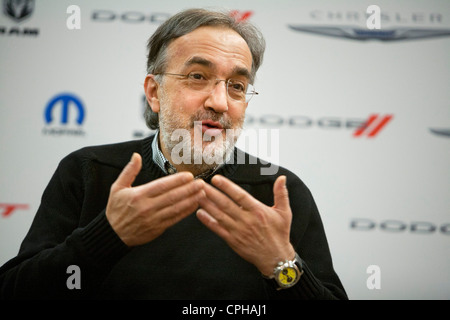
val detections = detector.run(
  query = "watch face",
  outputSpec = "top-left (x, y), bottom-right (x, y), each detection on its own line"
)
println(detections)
top-left (277, 267), bottom-right (298, 286)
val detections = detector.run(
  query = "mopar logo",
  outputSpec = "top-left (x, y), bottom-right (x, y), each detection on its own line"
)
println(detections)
top-left (43, 93), bottom-right (86, 136)
top-left (44, 93), bottom-right (85, 125)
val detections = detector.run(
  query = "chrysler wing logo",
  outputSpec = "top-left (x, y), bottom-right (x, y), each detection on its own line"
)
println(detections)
top-left (288, 25), bottom-right (450, 41)
top-left (3, 0), bottom-right (35, 22)
top-left (429, 128), bottom-right (450, 138)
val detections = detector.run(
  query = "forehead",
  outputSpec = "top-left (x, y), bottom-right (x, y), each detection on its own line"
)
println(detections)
top-left (165, 26), bottom-right (253, 74)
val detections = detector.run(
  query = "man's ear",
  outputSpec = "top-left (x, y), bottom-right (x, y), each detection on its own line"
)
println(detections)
top-left (144, 74), bottom-right (160, 113)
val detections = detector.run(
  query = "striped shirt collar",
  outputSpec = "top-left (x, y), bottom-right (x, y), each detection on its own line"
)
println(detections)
top-left (151, 130), bottom-right (174, 174)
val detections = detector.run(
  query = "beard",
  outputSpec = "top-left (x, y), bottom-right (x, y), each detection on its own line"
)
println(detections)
top-left (158, 92), bottom-right (244, 175)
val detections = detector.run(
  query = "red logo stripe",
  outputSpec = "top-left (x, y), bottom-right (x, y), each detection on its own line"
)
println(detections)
top-left (367, 114), bottom-right (393, 137)
top-left (0, 203), bottom-right (29, 217)
top-left (230, 10), bottom-right (253, 22)
top-left (353, 114), bottom-right (378, 137)
top-left (354, 114), bottom-right (393, 138)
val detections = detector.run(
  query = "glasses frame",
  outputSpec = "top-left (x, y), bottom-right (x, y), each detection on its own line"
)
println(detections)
top-left (153, 72), bottom-right (259, 103)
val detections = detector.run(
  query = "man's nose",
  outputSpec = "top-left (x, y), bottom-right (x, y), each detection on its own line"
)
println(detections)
top-left (204, 81), bottom-right (229, 113)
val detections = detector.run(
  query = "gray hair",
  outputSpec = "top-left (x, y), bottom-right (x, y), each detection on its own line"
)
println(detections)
top-left (144, 8), bottom-right (266, 130)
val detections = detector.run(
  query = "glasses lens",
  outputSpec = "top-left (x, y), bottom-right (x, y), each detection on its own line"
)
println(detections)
top-left (182, 73), bottom-right (257, 103)
top-left (226, 79), bottom-right (246, 102)
top-left (186, 72), bottom-right (210, 91)
top-left (245, 84), bottom-right (256, 103)
top-left (226, 80), bottom-right (256, 103)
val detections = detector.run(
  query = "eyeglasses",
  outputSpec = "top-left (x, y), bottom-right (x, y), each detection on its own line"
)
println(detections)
top-left (154, 72), bottom-right (258, 103)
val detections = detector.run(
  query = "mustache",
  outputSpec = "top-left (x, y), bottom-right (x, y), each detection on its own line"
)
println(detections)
top-left (190, 110), bottom-right (233, 129)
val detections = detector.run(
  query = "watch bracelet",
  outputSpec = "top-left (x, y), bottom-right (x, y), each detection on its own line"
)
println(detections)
top-left (261, 252), bottom-right (303, 280)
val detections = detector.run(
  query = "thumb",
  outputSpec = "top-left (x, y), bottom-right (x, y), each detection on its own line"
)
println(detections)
top-left (112, 153), bottom-right (142, 191)
top-left (273, 175), bottom-right (290, 211)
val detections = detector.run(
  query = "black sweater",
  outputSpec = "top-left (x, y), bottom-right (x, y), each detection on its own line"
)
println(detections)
top-left (0, 135), bottom-right (347, 299)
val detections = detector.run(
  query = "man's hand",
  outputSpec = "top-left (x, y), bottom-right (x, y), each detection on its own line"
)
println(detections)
top-left (106, 153), bottom-right (205, 247)
top-left (196, 175), bottom-right (295, 276)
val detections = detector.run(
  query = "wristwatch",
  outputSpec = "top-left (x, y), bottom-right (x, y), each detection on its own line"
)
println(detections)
top-left (264, 253), bottom-right (304, 290)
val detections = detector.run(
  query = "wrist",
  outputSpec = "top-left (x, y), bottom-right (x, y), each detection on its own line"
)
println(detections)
top-left (259, 247), bottom-right (296, 277)
top-left (261, 250), bottom-right (303, 290)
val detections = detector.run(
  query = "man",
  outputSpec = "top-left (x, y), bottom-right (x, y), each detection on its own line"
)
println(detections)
top-left (0, 8), bottom-right (347, 300)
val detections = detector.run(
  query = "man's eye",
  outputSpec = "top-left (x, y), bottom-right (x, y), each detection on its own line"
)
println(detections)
top-left (229, 81), bottom-right (246, 92)
top-left (188, 73), bottom-right (206, 81)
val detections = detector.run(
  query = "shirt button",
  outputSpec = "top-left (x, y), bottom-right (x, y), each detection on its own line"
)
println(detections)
top-left (168, 167), bottom-right (176, 174)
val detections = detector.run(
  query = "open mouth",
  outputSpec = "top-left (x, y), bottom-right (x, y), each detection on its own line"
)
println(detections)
top-left (200, 120), bottom-right (224, 136)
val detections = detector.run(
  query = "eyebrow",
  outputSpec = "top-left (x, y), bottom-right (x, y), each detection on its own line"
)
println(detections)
top-left (184, 56), bottom-right (251, 80)
top-left (184, 56), bottom-right (214, 69)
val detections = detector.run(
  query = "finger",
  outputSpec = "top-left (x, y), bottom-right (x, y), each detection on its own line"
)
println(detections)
top-left (210, 175), bottom-right (258, 210)
top-left (150, 179), bottom-right (205, 212)
top-left (156, 189), bottom-right (206, 228)
top-left (196, 208), bottom-right (231, 240)
top-left (134, 171), bottom-right (194, 198)
top-left (112, 153), bottom-right (142, 191)
top-left (198, 182), bottom-right (241, 223)
top-left (273, 175), bottom-right (290, 211)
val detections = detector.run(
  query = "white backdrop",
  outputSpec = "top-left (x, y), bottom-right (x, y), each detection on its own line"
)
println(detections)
top-left (1, 0), bottom-right (449, 300)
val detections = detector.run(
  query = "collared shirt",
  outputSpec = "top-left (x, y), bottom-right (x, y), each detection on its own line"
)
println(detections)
top-left (151, 130), bottom-right (177, 175)
top-left (151, 130), bottom-right (230, 179)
